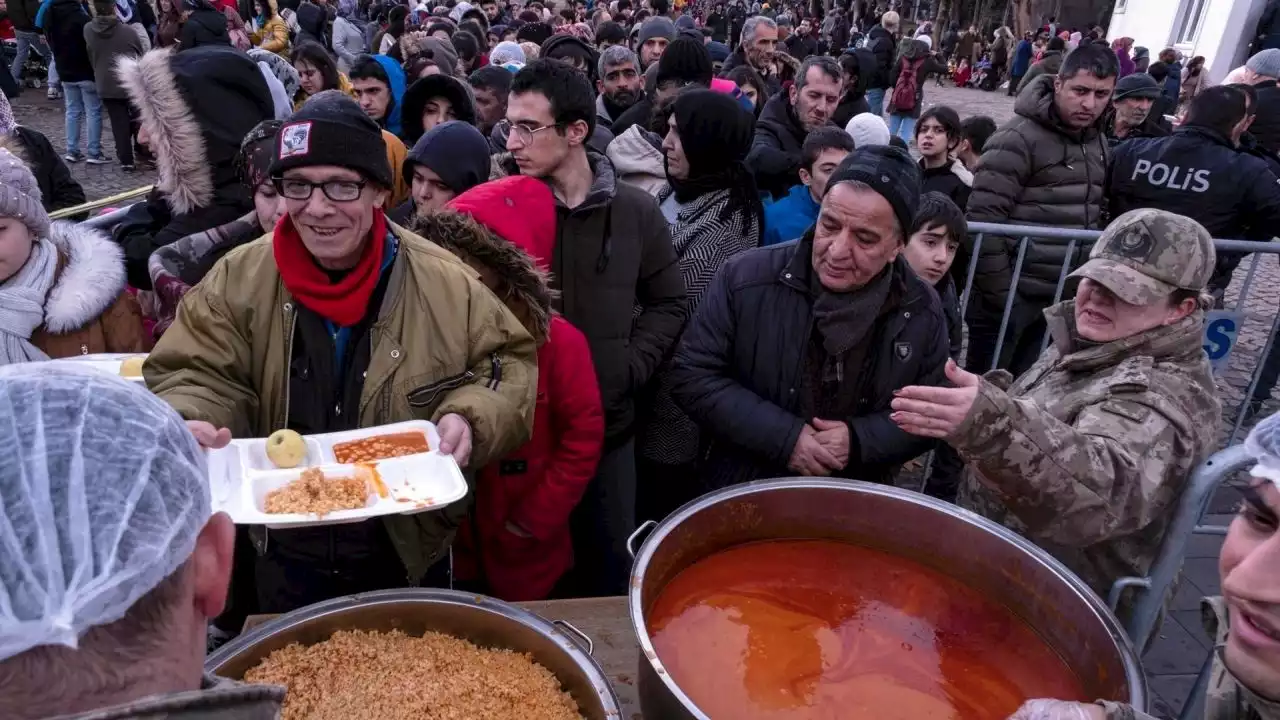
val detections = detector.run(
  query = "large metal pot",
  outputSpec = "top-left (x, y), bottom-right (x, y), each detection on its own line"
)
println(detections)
top-left (206, 588), bottom-right (622, 719)
top-left (627, 479), bottom-right (1148, 719)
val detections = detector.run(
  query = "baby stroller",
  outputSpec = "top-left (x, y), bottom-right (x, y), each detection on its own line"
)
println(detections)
top-left (2, 37), bottom-right (51, 90)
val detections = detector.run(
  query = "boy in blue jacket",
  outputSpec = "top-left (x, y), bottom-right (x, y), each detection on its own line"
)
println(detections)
top-left (761, 126), bottom-right (852, 245)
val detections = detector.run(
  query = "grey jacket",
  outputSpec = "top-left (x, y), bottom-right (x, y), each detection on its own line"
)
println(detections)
top-left (331, 15), bottom-right (366, 75)
top-left (83, 16), bottom-right (145, 99)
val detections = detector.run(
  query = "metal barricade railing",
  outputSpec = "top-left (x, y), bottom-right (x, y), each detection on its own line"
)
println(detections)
top-left (1105, 444), bottom-right (1251, 650)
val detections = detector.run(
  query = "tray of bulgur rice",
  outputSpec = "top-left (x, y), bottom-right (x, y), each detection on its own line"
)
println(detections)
top-left (206, 589), bottom-right (622, 720)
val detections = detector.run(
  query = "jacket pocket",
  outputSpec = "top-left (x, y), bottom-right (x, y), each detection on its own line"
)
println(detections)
top-left (407, 370), bottom-right (475, 409)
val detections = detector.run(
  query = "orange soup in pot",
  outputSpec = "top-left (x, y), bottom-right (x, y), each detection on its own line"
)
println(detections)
top-left (647, 539), bottom-right (1088, 719)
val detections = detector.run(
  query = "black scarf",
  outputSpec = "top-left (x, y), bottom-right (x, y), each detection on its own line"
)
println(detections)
top-left (811, 262), bottom-right (894, 356)
top-left (665, 89), bottom-right (766, 237)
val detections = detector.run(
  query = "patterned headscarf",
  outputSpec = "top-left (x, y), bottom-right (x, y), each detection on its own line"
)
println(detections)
top-left (234, 119), bottom-right (283, 190)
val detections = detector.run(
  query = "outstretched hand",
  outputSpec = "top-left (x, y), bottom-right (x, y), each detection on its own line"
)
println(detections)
top-left (890, 359), bottom-right (981, 438)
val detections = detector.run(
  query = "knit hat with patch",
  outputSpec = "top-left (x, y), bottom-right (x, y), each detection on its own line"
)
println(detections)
top-left (824, 145), bottom-right (923, 241)
top-left (271, 90), bottom-right (393, 189)
top-left (0, 147), bottom-right (51, 239)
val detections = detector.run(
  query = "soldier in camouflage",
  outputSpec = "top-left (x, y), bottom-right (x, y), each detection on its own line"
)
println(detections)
top-left (1010, 415), bottom-right (1280, 720)
top-left (892, 208), bottom-right (1221, 611)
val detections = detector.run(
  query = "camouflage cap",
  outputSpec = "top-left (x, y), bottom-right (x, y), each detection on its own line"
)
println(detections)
top-left (1068, 208), bottom-right (1216, 306)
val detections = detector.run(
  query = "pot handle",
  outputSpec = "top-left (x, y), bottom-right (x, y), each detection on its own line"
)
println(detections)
top-left (553, 619), bottom-right (594, 655)
top-left (626, 519), bottom-right (657, 560)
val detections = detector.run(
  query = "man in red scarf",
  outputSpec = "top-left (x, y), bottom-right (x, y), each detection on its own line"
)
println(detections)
top-left (146, 91), bottom-right (538, 614)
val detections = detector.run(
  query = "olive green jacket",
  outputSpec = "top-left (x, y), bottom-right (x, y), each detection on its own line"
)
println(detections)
top-left (1101, 598), bottom-right (1280, 720)
top-left (145, 222), bottom-right (538, 580)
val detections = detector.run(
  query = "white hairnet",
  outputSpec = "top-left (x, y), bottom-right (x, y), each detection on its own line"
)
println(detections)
top-left (1007, 699), bottom-right (1099, 720)
top-left (1246, 411), bottom-right (1280, 488)
top-left (0, 363), bottom-right (209, 662)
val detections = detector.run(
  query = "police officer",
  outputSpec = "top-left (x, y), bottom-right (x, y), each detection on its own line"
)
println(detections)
top-left (1103, 72), bottom-right (1170, 147)
top-left (1108, 83), bottom-right (1280, 294)
top-left (891, 209), bottom-right (1222, 621)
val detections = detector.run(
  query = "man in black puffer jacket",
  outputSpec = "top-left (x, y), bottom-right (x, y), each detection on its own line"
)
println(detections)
top-left (965, 44), bottom-right (1115, 376)
top-left (670, 146), bottom-right (948, 492)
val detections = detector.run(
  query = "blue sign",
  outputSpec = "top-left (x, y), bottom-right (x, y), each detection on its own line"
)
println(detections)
top-left (1203, 311), bottom-right (1244, 376)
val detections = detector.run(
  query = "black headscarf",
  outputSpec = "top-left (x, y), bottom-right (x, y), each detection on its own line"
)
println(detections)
top-left (666, 88), bottom-right (763, 232)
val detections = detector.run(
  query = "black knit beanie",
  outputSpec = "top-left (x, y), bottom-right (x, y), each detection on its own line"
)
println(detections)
top-left (516, 21), bottom-right (553, 45)
top-left (824, 145), bottom-right (923, 240)
top-left (655, 36), bottom-right (713, 88)
top-left (271, 90), bottom-right (393, 189)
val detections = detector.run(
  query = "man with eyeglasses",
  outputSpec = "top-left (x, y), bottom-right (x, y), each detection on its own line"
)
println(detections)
top-left (146, 92), bottom-right (539, 613)
top-left (504, 60), bottom-right (686, 597)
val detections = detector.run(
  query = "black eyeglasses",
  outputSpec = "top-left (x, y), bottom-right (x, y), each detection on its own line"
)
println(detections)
top-left (496, 119), bottom-right (562, 146)
top-left (273, 176), bottom-right (367, 202)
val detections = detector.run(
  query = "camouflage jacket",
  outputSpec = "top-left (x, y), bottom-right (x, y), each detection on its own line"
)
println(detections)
top-left (1100, 598), bottom-right (1280, 720)
top-left (953, 301), bottom-right (1220, 601)
top-left (50, 674), bottom-right (284, 719)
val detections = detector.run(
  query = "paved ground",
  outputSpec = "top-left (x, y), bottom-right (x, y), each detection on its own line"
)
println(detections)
top-left (10, 80), bottom-right (1265, 718)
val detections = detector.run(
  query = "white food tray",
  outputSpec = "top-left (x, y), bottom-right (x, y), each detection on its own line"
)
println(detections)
top-left (50, 352), bottom-right (148, 382)
top-left (206, 420), bottom-right (468, 529)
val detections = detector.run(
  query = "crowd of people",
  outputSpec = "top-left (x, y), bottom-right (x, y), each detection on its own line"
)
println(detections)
top-left (0, 0), bottom-right (1279, 717)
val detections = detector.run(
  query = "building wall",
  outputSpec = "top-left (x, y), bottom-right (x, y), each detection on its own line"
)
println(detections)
top-left (1108, 0), bottom-right (1269, 84)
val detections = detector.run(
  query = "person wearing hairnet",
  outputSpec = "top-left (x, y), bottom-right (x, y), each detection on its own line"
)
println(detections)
top-left (892, 209), bottom-right (1222, 620)
top-left (1008, 412), bottom-right (1280, 720)
top-left (0, 365), bottom-right (284, 719)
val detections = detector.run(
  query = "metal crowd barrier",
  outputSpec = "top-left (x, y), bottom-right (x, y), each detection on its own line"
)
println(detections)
top-left (961, 222), bottom-right (1280, 448)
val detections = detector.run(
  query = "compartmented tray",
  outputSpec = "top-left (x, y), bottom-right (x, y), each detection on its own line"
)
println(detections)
top-left (50, 352), bottom-right (148, 382)
top-left (206, 420), bottom-right (468, 529)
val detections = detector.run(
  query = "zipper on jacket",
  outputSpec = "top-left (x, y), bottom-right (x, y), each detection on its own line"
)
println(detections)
top-left (407, 370), bottom-right (476, 407)
top-left (281, 304), bottom-right (299, 430)
top-left (488, 353), bottom-right (502, 391)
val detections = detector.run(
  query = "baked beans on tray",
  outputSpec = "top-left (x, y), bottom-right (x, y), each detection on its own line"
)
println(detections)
top-left (332, 431), bottom-right (430, 464)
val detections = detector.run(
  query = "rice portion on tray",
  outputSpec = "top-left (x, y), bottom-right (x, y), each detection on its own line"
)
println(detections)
top-left (243, 628), bottom-right (584, 720)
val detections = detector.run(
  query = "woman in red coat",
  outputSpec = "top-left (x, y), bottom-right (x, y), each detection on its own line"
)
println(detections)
top-left (416, 176), bottom-right (604, 601)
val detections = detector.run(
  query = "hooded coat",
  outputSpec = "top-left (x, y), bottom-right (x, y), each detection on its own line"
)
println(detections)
top-left (178, 3), bottom-right (230, 50)
top-left (370, 53), bottom-right (407, 137)
top-left (887, 38), bottom-right (947, 119)
top-left (115, 45), bottom-right (274, 289)
top-left (399, 74), bottom-right (478, 144)
top-left (29, 221), bottom-right (148, 358)
top-left (84, 14), bottom-right (145, 99)
top-left (251, 0), bottom-right (290, 54)
top-left (831, 48), bottom-right (874, 129)
top-left (965, 73), bottom-right (1108, 308)
top-left (1016, 49), bottom-right (1062, 94)
top-left (424, 182), bottom-right (604, 602)
top-left (43, 0), bottom-right (94, 82)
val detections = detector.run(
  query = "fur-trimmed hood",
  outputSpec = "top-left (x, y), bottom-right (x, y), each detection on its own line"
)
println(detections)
top-left (412, 212), bottom-right (553, 343)
top-left (41, 221), bottom-right (129, 333)
top-left (116, 45), bottom-right (274, 215)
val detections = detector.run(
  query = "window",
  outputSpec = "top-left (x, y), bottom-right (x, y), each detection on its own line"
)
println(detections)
top-left (1175, 0), bottom-right (1208, 45)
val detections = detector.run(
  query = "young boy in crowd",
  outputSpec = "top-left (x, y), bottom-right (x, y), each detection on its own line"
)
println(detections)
top-left (915, 105), bottom-right (973, 209)
top-left (761, 126), bottom-right (854, 246)
top-left (904, 191), bottom-right (965, 360)
top-left (904, 191), bottom-right (967, 502)
top-left (955, 114), bottom-right (996, 172)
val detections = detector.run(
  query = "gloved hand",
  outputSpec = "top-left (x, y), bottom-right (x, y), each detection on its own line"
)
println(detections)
top-left (1008, 699), bottom-right (1106, 720)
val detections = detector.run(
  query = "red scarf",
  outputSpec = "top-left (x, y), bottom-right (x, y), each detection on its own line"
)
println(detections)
top-left (273, 209), bottom-right (388, 327)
